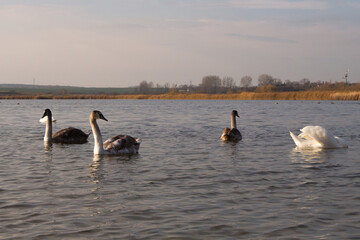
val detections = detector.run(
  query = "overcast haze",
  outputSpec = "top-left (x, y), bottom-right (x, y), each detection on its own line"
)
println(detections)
top-left (0, 0), bottom-right (359, 87)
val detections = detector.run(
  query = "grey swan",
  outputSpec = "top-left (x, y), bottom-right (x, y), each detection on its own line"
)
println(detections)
top-left (42, 108), bottom-right (90, 144)
top-left (89, 110), bottom-right (141, 155)
top-left (221, 110), bottom-right (242, 141)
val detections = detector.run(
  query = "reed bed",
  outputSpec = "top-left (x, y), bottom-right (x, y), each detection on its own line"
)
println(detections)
top-left (0, 91), bottom-right (359, 100)
top-left (330, 92), bottom-right (360, 101)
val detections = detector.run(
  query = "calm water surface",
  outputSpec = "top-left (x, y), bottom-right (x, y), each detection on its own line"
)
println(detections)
top-left (0, 100), bottom-right (359, 239)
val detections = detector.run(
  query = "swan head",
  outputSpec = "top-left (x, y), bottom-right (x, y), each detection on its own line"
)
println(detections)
top-left (231, 110), bottom-right (240, 118)
top-left (90, 110), bottom-right (108, 122)
top-left (42, 108), bottom-right (52, 119)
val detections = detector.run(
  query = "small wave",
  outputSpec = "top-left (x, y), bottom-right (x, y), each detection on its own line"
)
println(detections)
top-left (299, 181), bottom-right (318, 187)
top-left (341, 173), bottom-right (360, 179)
top-left (265, 223), bottom-right (310, 237)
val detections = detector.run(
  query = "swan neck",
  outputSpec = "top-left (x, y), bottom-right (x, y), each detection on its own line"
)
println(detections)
top-left (231, 114), bottom-right (237, 129)
top-left (44, 116), bottom-right (52, 142)
top-left (90, 118), bottom-right (104, 154)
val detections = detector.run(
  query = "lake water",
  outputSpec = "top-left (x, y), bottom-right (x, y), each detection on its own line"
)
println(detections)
top-left (0, 99), bottom-right (359, 239)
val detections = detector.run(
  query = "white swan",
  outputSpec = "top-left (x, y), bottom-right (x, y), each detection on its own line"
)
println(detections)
top-left (221, 110), bottom-right (242, 141)
top-left (42, 108), bottom-right (90, 144)
top-left (289, 126), bottom-right (348, 149)
top-left (89, 110), bottom-right (141, 155)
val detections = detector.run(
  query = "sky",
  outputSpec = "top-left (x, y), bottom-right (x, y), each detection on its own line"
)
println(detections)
top-left (0, 0), bottom-right (359, 87)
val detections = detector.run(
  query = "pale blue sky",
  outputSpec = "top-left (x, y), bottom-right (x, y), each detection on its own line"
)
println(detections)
top-left (0, 0), bottom-right (359, 87)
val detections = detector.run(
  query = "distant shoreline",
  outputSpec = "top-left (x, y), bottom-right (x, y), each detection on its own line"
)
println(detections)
top-left (0, 91), bottom-right (359, 101)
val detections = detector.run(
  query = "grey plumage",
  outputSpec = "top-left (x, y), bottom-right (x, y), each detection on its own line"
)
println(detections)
top-left (221, 110), bottom-right (242, 141)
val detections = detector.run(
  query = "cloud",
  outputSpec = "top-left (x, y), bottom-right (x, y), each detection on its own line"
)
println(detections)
top-left (0, 1), bottom-right (358, 87)
top-left (228, 0), bottom-right (327, 10)
top-left (227, 33), bottom-right (297, 43)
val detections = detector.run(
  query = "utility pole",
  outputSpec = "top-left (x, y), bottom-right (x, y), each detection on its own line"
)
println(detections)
top-left (344, 68), bottom-right (349, 84)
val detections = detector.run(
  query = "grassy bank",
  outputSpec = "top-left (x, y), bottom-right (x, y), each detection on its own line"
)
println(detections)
top-left (0, 91), bottom-right (359, 100)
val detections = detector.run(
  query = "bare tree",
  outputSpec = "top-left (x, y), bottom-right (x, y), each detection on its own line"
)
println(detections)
top-left (299, 78), bottom-right (310, 88)
top-left (273, 78), bottom-right (282, 86)
top-left (222, 76), bottom-right (236, 89)
top-left (164, 82), bottom-right (170, 90)
top-left (201, 75), bottom-right (222, 93)
top-left (258, 74), bottom-right (274, 86)
top-left (139, 80), bottom-right (150, 94)
top-left (240, 75), bottom-right (252, 88)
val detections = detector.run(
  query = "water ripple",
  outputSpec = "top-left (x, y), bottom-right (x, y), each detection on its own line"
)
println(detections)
top-left (0, 100), bottom-right (359, 239)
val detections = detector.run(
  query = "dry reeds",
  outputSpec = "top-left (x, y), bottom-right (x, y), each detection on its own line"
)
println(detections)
top-left (0, 91), bottom-right (359, 100)
top-left (330, 92), bottom-right (360, 101)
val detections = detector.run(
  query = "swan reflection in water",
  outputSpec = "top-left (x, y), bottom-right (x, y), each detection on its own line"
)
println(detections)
top-left (289, 147), bottom-right (327, 164)
top-left (89, 154), bottom-right (139, 184)
top-left (89, 155), bottom-right (104, 184)
top-left (44, 141), bottom-right (53, 152)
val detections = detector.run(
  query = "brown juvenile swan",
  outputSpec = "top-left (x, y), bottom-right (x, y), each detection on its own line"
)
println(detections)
top-left (42, 109), bottom-right (90, 144)
top-left (221, 110), bottom-right (242, 141)
top-left (89, 110), bottom-right (141, 155)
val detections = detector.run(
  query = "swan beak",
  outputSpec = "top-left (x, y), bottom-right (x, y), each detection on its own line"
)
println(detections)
top-left (236, 113), bottom-right (240, 118)
top-left (100, 114), bottom-right (108, 121)
top-left (41, 111), bottom-right (47, 118)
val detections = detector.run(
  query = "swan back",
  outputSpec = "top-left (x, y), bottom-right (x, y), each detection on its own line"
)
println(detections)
top-left (103, 135), bottom-right (141, 154)
top-left (52, 127), bottom-right (91, 144)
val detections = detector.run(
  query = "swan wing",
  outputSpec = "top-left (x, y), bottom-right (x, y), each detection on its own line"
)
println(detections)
top-left (301, 126), bottom-right (340, 148)
top-left (291, 126), bottom-right (348, 149)
top-left (290, 130), bottom-right (322, 149)
top-left (103, 135), bottom-right (141, 153)
top-left (221, 128), bottom-right (231, 141)
top-left (221, 128), bottom-right (242, 141)
top-left (52, 127), bottom-right (90, 143)
top-left (229, 128), bottom-right (242, 140)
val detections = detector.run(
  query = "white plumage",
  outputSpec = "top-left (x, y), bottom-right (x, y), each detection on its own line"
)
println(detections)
top-left (39, 116), bottom-right (56, 124)
top-left (289, 126), bottom-right (348, 149)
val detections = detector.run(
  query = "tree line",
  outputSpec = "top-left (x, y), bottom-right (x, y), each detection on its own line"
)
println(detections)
top-left (136, 74), bottom-right (358, 94)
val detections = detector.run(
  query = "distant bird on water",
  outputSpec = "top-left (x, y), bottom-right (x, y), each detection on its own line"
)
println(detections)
top-left (221, 110), bottom-right (242, 141)
top-left (42, 108), bottom-right (90, 144)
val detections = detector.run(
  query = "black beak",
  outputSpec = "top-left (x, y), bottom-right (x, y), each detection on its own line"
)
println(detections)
top-left (100, 114), bottom-right (108, 121)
